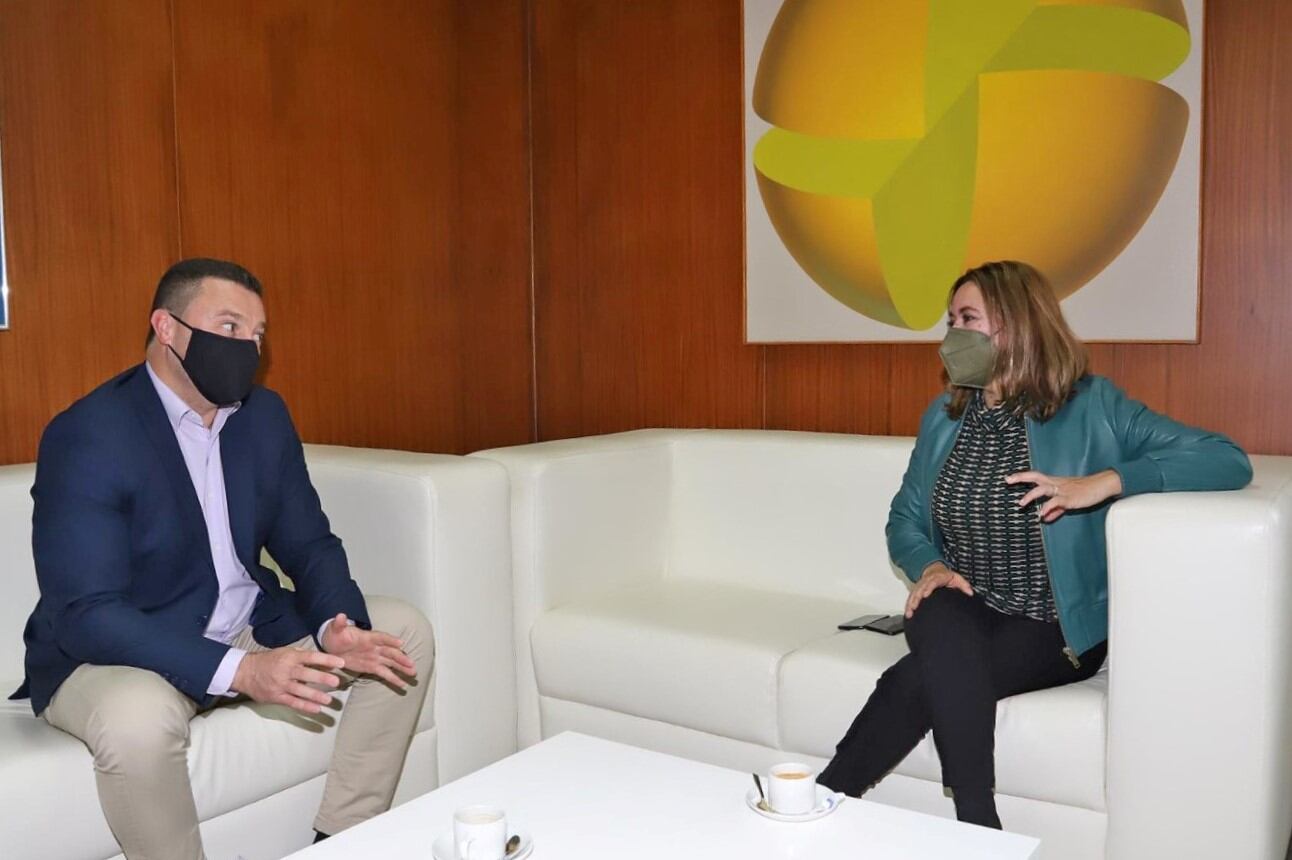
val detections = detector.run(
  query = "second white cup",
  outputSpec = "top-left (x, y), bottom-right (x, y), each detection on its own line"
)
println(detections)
top-left (767, 762), bottom-right (818, 815)
top-left (453, 805), bottom-right (507, 860)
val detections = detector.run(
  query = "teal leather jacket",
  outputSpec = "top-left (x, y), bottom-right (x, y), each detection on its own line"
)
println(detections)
top-left (887, 375), bottom-right (1252, 658)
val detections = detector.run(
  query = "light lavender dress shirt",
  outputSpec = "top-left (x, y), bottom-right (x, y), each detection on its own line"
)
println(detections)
top-left (146, 364), bottom-right (257, 695)
top-left (147, 364), bottom-right (341, 697)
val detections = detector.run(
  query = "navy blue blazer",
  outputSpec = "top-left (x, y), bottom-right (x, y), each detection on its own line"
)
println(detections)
top-left (11, 364), bottom-right (370, 715)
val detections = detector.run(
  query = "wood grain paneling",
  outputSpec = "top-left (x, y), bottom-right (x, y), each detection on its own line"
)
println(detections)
top-left (531, 0), bottom-right (762, 439)
top-left (887, 345), bottom-right (946, 437)
top-left (1165, 0), bottom-right (1292, 454)
top-left (764, 345), bottom-right (893, 435)
top-left (0, 0), bottom-right (1287, 466)
top-left (450, 0), bottom-right (536, 450)
top-left (0, 0), bottom-right (180, 464)
top-left (172, 0), bottom-right (533, 454)
top-left (1105, 345), bottom-right (1170, 414)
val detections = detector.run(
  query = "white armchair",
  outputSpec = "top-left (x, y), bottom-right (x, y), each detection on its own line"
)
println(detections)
top-left (0, 444), bottom-right (516, 860)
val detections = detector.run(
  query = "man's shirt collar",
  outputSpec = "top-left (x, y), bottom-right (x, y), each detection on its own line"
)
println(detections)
top-left (144, 360), bottom-right (239, 434)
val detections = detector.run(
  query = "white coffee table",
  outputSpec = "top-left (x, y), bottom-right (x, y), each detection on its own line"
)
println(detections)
top-left (287, 732), bottom-right (1039, 859)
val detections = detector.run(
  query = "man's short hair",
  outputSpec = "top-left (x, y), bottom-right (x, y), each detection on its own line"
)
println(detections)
top-left (146, 258), bottom-right (263, 345)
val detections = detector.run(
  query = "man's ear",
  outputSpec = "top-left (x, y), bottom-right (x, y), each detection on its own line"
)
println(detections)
top-left (150, 309), bottom-right (174, 346)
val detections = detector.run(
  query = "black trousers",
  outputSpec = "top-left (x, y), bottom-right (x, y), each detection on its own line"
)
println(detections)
top-left (818, 589), bottom-right (1106, 811)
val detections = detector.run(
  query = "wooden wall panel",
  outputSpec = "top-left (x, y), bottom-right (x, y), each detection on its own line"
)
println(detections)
top-left (1165, 0), bottom-right (1292, 454)
top-left (450, 0), bottom-right (536, 450)
top-left (172, 0), bottom-right (533, 454)
top-left (763, 345), bottom-right (893, 435)
top-left (0, 1), bottom-right (1286, 465)
top-left (1105, 345), bottom-right (1170, 414)
top-left (531, 0), bottom-right (762, 439)
top-left (0, 0), bottom-right (180, 465)
top-left (887, 345), bottom-right (946, 437)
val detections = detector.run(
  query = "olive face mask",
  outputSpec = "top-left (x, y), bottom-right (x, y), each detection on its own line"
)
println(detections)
top-left (938, 327), bottom-right (996, 389)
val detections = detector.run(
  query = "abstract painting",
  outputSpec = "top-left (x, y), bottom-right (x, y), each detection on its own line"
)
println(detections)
top-left (745, 0), bottom-right (1203, 342)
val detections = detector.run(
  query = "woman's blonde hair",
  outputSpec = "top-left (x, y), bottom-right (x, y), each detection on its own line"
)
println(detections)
top-left (945, 260), bottom-right (1088, 422)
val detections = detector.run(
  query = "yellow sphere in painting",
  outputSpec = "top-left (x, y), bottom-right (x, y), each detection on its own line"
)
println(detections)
top-left (752, 0), bottom-right (1191, 330)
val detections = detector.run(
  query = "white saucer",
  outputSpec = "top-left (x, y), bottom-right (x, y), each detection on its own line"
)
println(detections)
top-left (745, 786), bottom-right (844, 822)
top-left (431, 830), bottom-right (533, 860)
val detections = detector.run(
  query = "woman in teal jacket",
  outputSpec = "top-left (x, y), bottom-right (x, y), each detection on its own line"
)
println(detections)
top-left (817, 261), bottom-right (1251, 829)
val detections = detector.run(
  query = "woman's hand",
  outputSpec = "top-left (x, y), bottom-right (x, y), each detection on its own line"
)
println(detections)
top-left (905, 562), bottom-right (974, 618)
top-left (1006, 469), bottom-right (1123, 523)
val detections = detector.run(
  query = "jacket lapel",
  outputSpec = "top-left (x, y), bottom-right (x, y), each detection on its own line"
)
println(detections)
top-left (125, 365), bottom-right (211, 550)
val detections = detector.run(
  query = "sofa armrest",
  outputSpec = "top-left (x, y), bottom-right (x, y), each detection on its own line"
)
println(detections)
top-left (302, 445), bottom-right (516, 783)
top-left (1105, 456), bottom-right (1292, 860)
top-left (470, 430), bottom-right (688, 745)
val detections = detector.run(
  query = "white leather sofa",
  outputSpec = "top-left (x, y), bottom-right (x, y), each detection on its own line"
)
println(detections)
top-left (0, 445), bottom-right (517, 860)
top-left (473, 429), bottom-right (1292, 860)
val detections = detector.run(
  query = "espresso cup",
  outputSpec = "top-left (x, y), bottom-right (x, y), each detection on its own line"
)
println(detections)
top-left (453, 805), bottom-right (507, 860)
top-left (767, 762), bottom-right (818, 815)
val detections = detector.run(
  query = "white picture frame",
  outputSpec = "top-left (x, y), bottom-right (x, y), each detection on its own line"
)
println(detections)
top-left (744, 0), bottom-right (1204, 344)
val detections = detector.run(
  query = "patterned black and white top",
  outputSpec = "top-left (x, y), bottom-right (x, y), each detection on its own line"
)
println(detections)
top-left (930, 392), bottom-right (1057, 622)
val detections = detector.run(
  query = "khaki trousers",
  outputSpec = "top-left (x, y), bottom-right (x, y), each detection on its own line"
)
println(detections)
top-left (43, 595), bottom-right (434, 860)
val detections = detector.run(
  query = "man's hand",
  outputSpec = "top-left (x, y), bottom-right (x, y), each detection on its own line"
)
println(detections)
top-left (231, 647), bottom-right (345, 715)
top-left (1006, 469), bottom-right (1123, 523)
top-left (320, 613), bottom-right (417, 690)
top-left (905, 561), bottom-right (974, 618)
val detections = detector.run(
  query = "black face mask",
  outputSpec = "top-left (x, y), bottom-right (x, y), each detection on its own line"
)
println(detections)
top-left (167, 315), bottom-right (260, 407)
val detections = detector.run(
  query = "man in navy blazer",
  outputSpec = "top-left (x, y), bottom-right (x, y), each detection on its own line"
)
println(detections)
top-left (13, 259), bottom-right (434, 859)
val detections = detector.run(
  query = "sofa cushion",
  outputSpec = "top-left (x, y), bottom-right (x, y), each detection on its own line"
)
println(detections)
top-left (531, 580), bottom-right (872, 749)
top-left (778, 633), bottom-right (1109, 810)
top-left (0, 702), bottom-right (109, 857)
top-left (0, 683), bottom-right (353, 857)
top-left (0, 679), bottom-right (435, 859)
top-left (667, 432), bottom-right (916, 606)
